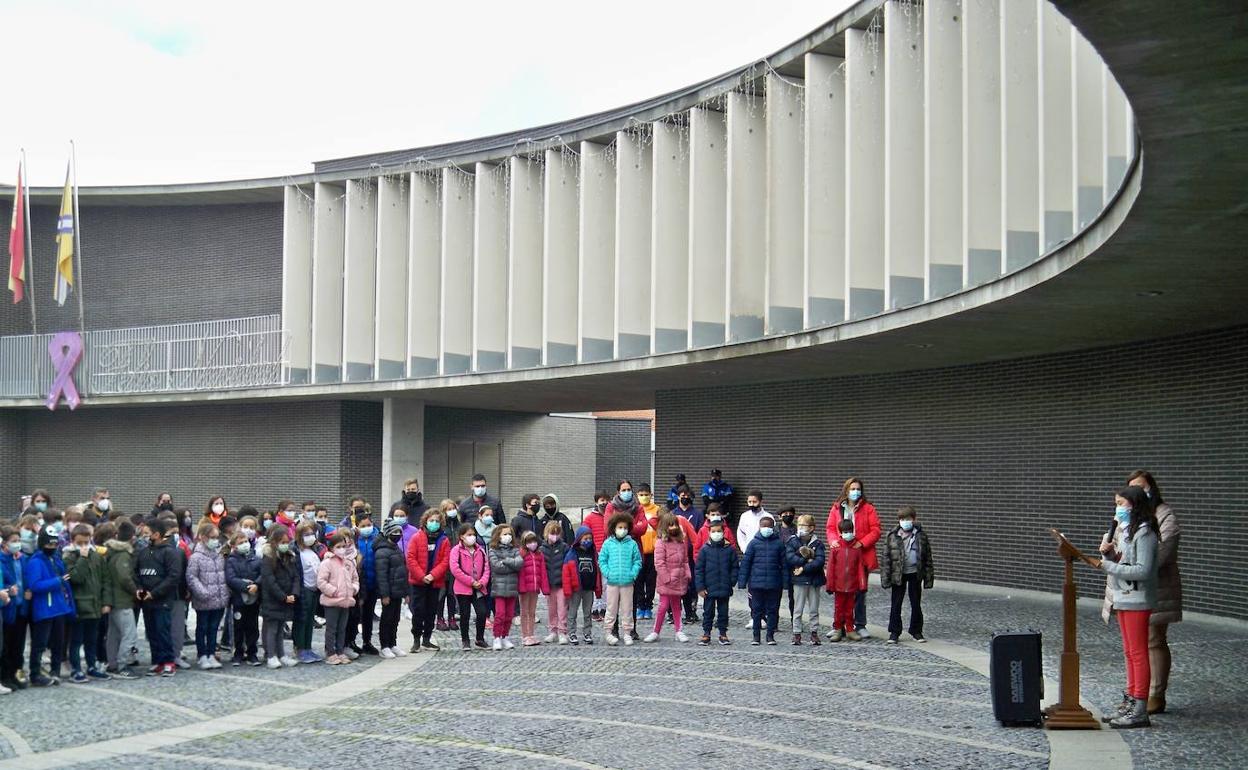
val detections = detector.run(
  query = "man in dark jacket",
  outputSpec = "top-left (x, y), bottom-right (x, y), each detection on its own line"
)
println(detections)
top-left (457, 474), bottom-right (506, 526)
top-left (133, 519), bottom-right (182, 676)
top-left (390, 478), bottom-right (430, 527)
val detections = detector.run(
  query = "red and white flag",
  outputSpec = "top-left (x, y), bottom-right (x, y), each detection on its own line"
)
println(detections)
top-left (6, 161), bottom-right (25, 304)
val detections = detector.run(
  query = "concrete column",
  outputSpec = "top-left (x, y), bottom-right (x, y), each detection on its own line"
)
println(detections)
top-left (311, 181), bottom-right (345, 383)
top-left (473, 162), bottom-right (508, 372)
top-left (651, 122), bottom-right (689, 353)
top-left (579, 141), bottom-right (616, 362)
top-left (1040, 0), bottom-right (1074, 252)
top-left (963, 0), bottom-right (1002, 286)
top-left (925, 1), bottom-right (962, 300)
top-left (508, 157), bottom-right (543, 368)
top-left (1103, 70), bottom-right (1131, 199)
top-left (381, 398), bottom-right (425, 514)
top-left (407, 172), bottom-right (441, 377)
top-left (726, 91), bottom-right (765, 342)
top-left (688, 106), bottom-right (726, 347)
top-left (281, 186), bottom-right (314, 385)
top-left (765, 72), bottom-right (804, 334)
top-left (885, 0), bottom-right (924, 310)
top-left (375, 176), bottom-right (409, 380)
top-left (1001, 0), bottom-right (1041, 273)
top-left (440, 168), bottom-right (474, 375)
top-left (845, 28), bottom-right (885, 320)
top-left (343, 179), bottom-right (378, 381)
top-left (615, 131), bottom-right (652, 358)
top-left (543, 149), bottom-right (579, 365)
top-left (804, 52), bottom-right (846, 324)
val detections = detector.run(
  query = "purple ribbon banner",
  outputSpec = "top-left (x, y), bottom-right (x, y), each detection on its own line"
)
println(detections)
top-left (46, 331), bottom-right (84, 411)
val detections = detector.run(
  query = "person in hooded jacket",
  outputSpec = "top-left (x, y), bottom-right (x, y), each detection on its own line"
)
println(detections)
top-left (540, 494), bottom-right (575, 545)
top-left (25, 525), bottom-right (76, 686)
top-left (63, 524), bottom-right (110, 682)
top-left (562, 526), bottom-right (601, 645)
top-left (186, 521), bottom-right (230, 669)
top-left (737, 513), bottom-right (789, 646)
top-left (258, 528), bottom-right (299, 668)
top-left (510, 493), bottom-right (543, 544)
top-left (391, 479), bottom-right (430, 527)
top-left (539, 521), bottom-right (571, 644)
top-left (100, 521), bottom-right (140, 677)
top-left (134, 518), bottom-right (183, 677)
top-left (374, 519), bottom-right (410, 659)
top-left (695, 520), bottom-right (739, 645)
top-left (224, 531), bottom-right (263, 666)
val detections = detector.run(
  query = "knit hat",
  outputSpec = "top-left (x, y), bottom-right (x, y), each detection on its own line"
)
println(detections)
top-left (383, 519), bottom-right (404, 538)
top-left (36, 524), bottom-right (59, 550)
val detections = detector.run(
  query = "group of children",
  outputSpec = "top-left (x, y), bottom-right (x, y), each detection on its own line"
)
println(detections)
top-left (0, 478), bottom-right (937, 693)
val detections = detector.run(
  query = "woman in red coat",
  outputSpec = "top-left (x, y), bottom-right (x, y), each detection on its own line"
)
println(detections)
top-left (825, 477), bottom-right (880, 638)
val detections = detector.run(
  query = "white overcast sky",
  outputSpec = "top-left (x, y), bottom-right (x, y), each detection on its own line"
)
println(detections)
top-left (0, 0), bottom-right (851, 187)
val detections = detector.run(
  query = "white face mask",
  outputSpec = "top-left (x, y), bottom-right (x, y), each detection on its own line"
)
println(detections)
top-left (841, 532), bottom-right (855, 542)
top-left (302, 534), bottom-right (316, 546)
top-left (211, 503), bottom-right (225, 515)
top-left (97, 499), bottom-right (111, 512)
top-left (241, 528), bottom-right (256, 539)
top-left (615, 528), bottom-right (628, 539)
top-left (333, 547), bottom-right (348, 558)
top-left (499, 534), bottom-right (513, 545)
top-left (462, 535), bottom-right (476, 547)
top-left (709, 531), bottom-right (725, 543)
top-left (797, 527), bottom-right (811, 537)
top-left (235, 541), bottom-right (252, 555)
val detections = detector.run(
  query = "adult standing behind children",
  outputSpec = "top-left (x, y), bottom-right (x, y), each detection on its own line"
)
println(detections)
top-left (826, 477), bottom-right (880, 638)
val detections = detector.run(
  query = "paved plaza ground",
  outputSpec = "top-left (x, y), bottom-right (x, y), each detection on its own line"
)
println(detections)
top-left (0, 582), bottom-right (1243, 769)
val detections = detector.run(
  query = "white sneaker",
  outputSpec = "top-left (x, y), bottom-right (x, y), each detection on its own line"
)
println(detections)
top-left (280, 655), bottom-right (299, 667)
top-left (208, 657), bottom-right (223, 669)
top-left (492, 637), bottom-right (503, 651)
top-left (513, 616), bottom-right (521, 627)
top-left (543, 633), bottom-right (557, 644)
top-left (197, 656), bottom-right (211, 669)
top-left (606, 634), bottom-right (619, 646)
top-left (502, 637), bottom-right (515, 650)
top-left (643, 632), bottom-right (660, 643)
top-left (675, 631), bottom-right (690, 643)
top-left (401, 604), bottom-right (412, 620)
top-left (391, 646), bottom-right (407, 657)
top-left (175, 658), bottom-right (191, 670)
top-left (857, 627), bottom-right (872, 639)
top-left (343, 648), bottom-right (360, 660)
top-left (557, 634), bottom-right (569, 645)
top-left (380, 647), bottom-right (396, 659)
top-left (266, 657), bottom-right (282, 669)
top-left (623, 634), bottom-right (635, 646)
top-left (0, 682), bottom-right (11, 694)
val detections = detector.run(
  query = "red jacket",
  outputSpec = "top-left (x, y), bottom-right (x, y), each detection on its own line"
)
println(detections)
top-left (561, 556), bottom-right (603, 598)
top-left (583, 510), bottom-right (607, 552)
top-left (694, 521), bottom-right (737, 559)
top-left (404, 529), bottom-right (450, 588)
top-left (518, 548), bottom-right (549, 594)
top-left (825, 500), bottom-right (881, 571)
top-left (826, 539), bottom-right (867, 594)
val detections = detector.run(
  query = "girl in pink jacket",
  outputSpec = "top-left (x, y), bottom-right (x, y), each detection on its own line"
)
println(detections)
top-left (449, 525), bottom-right (491, 651)
top-left (646, 514), bottom-right (693, 643)
top-left (317, 532), bottom-right (359, 664)
top-left (516, 530), bottom-right (550, 647)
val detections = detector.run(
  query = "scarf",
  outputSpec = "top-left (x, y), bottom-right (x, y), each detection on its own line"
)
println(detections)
top-left (610, 493), bottom-right (638, 516)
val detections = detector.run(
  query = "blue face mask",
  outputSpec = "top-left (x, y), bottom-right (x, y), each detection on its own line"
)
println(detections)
top-left (473, 486), bottom-right (487, 498)
top-left (426, 521), bottom-right (441, 533)
top-left (848, 489), bottom-right (862, 502)
top-left (758, 527), bottom-right (774, 538)
top-left (619, 490), bottom-right (633, 503)
top-left (1114, 506), bottom-right (1131, 524)
top-left (34, 501), bottom-right (48, 513)
top-left (359, 526), bottom-right (374, 537)
top-left (899, 520), bottom-right (914, 532)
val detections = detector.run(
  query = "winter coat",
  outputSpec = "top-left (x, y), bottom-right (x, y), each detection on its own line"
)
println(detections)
top-left (738, 532), bottom-right (790, 591)
top-left (259, 548), bottom-right (300, 621)
top-left (133, 540), bottom-right (184, 609)
top-left (694, 522), bottom-right (737, 558)
top-left (1101, 503), bottom-right (1180, 625)
top-left (449, 544), bottom-right (491, 597)
top-left (634, 504), bottom-right (663, 555)
top-left (598, 534), bottom-right (642, 587)
top-left (695, 539), bottom-right (740, 597)
top-left (374, 538), bottom-right (409, 600)
top-left (514, 547), bottom-right (548, 596)
top-left (24, 551), bottom-right (76, 622)
top-left (673, 504), bottom-right (705, 532)
top-left (64, 545), bottom-right (108, 619)
top-left (825, 500), bottom-right (882, 571)
top-left (405, 529), bottom-right (450, 589)
top-left (653, 537), bottom-right (692, 597)
top-left (1100, 525), bottom-right (1159, 617)
top-left (510, 511), bottom-right (543, 543)
top-left (1, 553), bottom-right (29, 624)
top-left (186, 543), bottom-right (231, 611)
top-left (317, 551), bottom-right (359, 608)
top-left (356, 531), bottom-right (379, 590)
top-left (225, 547), bottom-right (263, 608)
top-left (826, 540), bottom-right (867, 594)
top-left (562, 544), bottom-right (602, 597)
top-left (102, 540), bottom-right (137, 611)
top-left (540, 541), bottom-right (569, 591)
top-left (457, 494), bottom-right (506, 526)
top-left (880, 526), bottom-right (934, 590)
top-left (784, 535), bottom-right (827, 588)
top-left (583, 510), bottom-right (607, 552)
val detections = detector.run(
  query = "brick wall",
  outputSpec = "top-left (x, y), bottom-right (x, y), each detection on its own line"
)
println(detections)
top-left (0, 410), bottom-right (25, 514)
top-left (595, 417), bottom-right (653, 494)
top-left (655, 324), bottom-right (1248, 620)
top-left (0, 199), bottom-right (281, 336)
top-left (340, 401), bottom-right (384, 512)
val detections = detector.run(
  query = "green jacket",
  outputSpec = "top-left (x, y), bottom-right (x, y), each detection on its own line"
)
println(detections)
top-left (64, 545), bottom-right (107, 619)
top-left (103, 539), bottom-right (138, 610)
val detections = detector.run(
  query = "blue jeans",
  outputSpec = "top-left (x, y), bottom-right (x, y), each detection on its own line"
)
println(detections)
top-left (142, 605), bottom-right (174, 665)
top-left (69, 616), bottom-right (101, 673)
top-left (195, 608), bottom-right (224, 658)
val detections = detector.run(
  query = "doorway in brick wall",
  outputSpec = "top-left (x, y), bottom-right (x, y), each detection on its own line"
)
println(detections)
top-left (446, 440), bottom-right (502, 504)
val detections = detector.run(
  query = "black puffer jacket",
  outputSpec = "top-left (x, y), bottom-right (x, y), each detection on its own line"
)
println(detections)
top-left (260, 549), bottom-right (300, 621)
top-left (133, 540), bottom-right (184, 609)
top-left (374, 538), bottom-right (409, 599)
top-left (880, 526), bottom-right (934, 589)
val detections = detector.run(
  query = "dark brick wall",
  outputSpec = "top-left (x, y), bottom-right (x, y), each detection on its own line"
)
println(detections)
top-left (0, 199), bottom-right (281, 336)
top-left (655, 324), bottom-right (1248, 620)
top-left (595, 417), bottom-right (652, 494)
top-left (340, 401), bottom-right (384, 512)
top-left (0, 410), bottom-right (25, 514)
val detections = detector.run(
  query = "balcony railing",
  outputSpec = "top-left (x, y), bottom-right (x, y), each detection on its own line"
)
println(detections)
top-left (0, 315), bottom-right (288, 399)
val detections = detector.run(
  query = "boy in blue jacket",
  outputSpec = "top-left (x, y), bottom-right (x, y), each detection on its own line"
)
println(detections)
top-left (737, 514), bottom-right (789, 646)
top-left (24, 525), bottom-right (76, 686)
top-left (695, 520), bottom-right (739, 646)
top-left (1, 526), bottom-right (29, 691)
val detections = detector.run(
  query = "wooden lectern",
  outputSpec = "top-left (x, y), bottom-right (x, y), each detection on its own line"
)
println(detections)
top-left (1044, 529), bottom-right (1102, 729)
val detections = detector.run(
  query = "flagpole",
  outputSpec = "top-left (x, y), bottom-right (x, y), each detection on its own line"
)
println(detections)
top-left (70, 141), bottom-right (86, 334)
top-left (20, 150), bottom-right (37, 334)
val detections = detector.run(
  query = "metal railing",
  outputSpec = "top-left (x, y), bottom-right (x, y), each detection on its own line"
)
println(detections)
top-left (0, 315), bottom-right (288, 399)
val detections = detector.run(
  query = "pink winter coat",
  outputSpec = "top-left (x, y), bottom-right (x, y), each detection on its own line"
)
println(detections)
top-left (316, 551), bottom-right (359, 608)
top-left (448, 544), bottom-right (491, 597)
top-left (518, 547), bottom-right (550, 595)
top-left (654, 537), bottom-right (692, 597)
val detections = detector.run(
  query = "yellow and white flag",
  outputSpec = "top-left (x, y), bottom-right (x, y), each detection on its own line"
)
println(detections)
top-left (53, 164), bottom-right (74, 306)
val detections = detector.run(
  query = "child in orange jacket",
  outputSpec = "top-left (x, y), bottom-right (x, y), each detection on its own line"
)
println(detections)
top-left (826, 519), bottom-right (866, 641)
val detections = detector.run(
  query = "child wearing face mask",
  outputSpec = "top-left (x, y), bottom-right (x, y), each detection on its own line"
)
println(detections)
top-left (405, 510), bottom-right (449, 653)
top-left (63, 524), bottom-right (110, 683)
top-left (317, 532), bottom-right (360, 665)
top-left (881, 506), bottom-right (934, 645)
top-left (633, 486), bottom-right (661, 621)
top-left (185, 522), bottom-right (230, 669)
top-left (155, 511), bottom-right (193, 670)
top-left (776, 507), bottom-right (798, 631)
top-left (584, 492), bottom-right (610, 621)
top-left (540, 521), bottom-right (570, 644)
top-left (348, 514), bottom-right (380, 656)
top-left (826, 518), bottom-right (867, 642)
top-left (646, 514), bottom-right (692, 643)
top-left (1, 527), bottom-right (30, 690)
top-left (293, 522), bottom-right (325, 663)
top-left (450, 524), bottom-right (492, 651)
top-left (738, 513), bottom-right (789, 645)
top-left (224, 532), bottom-right (263, 665)
top-left (436, 499), bottom-right (463, 632)
top-left (599, 513), bottom-right (642, 646)
top-left (514, 531), bottom-right (549, 647)
top-left (695, 503), bottom-right (737, 554)
top-left (25, 525), bottom-right (75, 686)
top-left (259, 528), bottom-right (299, 669)
top-left (785, 514), bottom-right (825, 646)
top-left (695, 521), bottom-right (739, 645)
top-left (374, 520), bottom-right (410, 659)
top-left (563, 526), bottom-right (601, 645)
